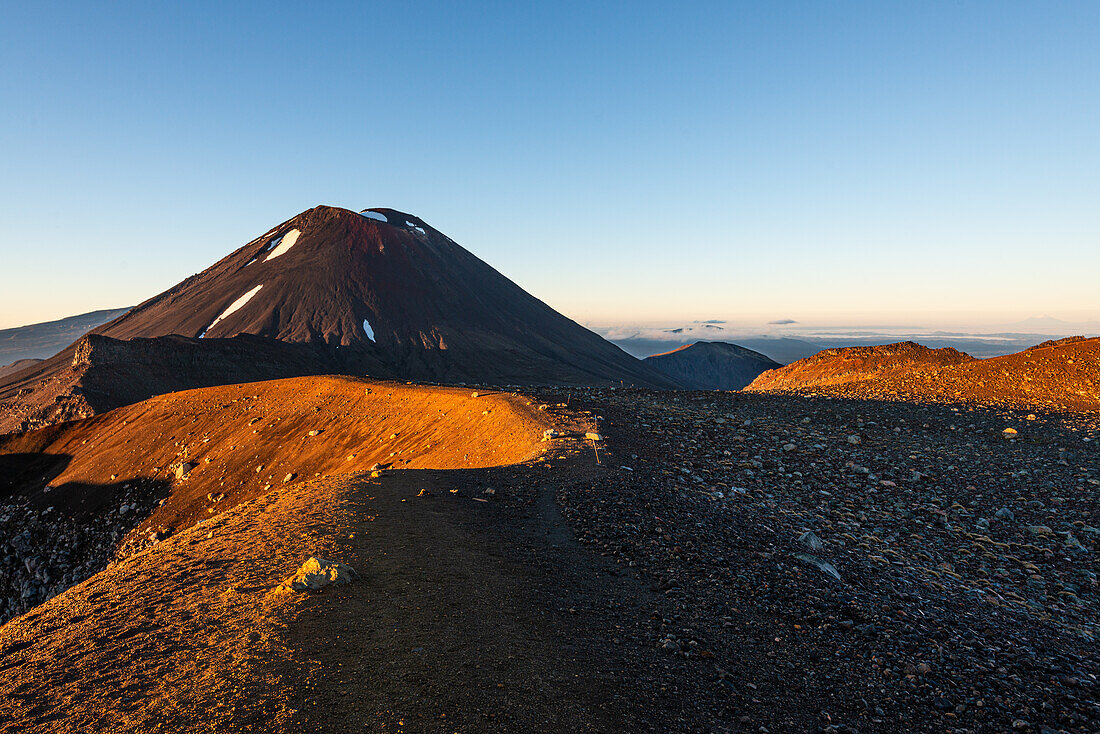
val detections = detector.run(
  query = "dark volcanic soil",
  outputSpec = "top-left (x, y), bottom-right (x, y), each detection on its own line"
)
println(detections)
top-left (278, 463), bottom-right (719, 733)
top-left (549, 388), bottom-right (1100, 733)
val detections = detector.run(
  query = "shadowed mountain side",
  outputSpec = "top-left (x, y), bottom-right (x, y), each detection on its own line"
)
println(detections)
top-left (0, 467), bottom-right (175, 624)
top-left (643, 341), bottom-right (781, 390)
top-left (0, 451), bottom-right (71, 496)
top-left (746, 337), bottom-right (1100, 412)
top-left (610, 335), bottom-right (821, 365)
top-left (0, 334), bottom-right (338, 435)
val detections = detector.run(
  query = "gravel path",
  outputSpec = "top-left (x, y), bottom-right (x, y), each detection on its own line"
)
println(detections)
top-left (279, 464), bottom-right (699, 732)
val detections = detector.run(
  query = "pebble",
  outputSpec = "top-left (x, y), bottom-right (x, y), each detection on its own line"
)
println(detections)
top-left (798, 531), bottom-right (823, 551)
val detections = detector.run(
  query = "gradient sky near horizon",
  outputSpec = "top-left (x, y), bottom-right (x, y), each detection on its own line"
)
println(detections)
top-left (1, 1), bottom-right (1098, 330)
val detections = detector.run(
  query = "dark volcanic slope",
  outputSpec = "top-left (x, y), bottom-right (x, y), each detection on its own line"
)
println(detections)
top-left (0, 206), bottom-right (675, 432)
top-left (87, 206), bottom-right (673, 389)
top-left (644, 341), bottom-right (780, 390)
top-left (0, 308), bottom-right (129, 365)
top-left (748, 337), bottom-right (1100, 412)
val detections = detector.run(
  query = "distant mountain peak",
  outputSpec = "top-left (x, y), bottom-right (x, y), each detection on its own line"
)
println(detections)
top-left (644, 340), bottom-right (780, 390)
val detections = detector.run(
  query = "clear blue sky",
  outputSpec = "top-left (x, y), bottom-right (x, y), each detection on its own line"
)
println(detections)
top-left (2, 1), bottom-right (1098, 329)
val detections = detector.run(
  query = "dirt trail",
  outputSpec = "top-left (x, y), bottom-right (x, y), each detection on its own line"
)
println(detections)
top-left (4, 380), bottom-right (1098, 733)
top-left (280, 465), bottom-right (666, 733)
top-left (0, 457), bottom-right (694, 733)
top-left (0, 378), bottom-right (701, 733)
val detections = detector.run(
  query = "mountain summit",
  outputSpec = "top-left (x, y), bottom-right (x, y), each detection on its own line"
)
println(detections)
top-left (94, 205), bottom-right (670, 386)
top-left (0, 206), bottom-right (674, 432)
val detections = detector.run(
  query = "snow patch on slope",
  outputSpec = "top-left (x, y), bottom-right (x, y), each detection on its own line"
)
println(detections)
top-left (199, 284), bottom-right (264, 338)
top-left (264, 229), bottom-right (301, 261)
top-left (363, 319), bottom-right (375, 342)
top-left (361, 210), bottom-right (387, 222)
top-left (406, 220), bottom-right (426, 235)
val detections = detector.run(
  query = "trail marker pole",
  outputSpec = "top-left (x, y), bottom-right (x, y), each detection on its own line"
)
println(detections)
top-left (591, 416), bottom-right (601, 465)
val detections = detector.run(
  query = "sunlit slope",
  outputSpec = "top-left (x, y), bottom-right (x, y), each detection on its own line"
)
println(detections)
top-left (0, 473), bottom-right (344, 733)
top-left (0, 375), bottom-right (553, 547)
top-left (746, 337), bottom-right (1100, 412)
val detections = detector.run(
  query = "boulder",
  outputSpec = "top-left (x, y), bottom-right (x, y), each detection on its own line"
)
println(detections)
top-left (281, 557), bottom-right (357, 592)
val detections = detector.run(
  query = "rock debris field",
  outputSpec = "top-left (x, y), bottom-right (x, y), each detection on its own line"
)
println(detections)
top-left (547, 388), bottom-right (1099, 733)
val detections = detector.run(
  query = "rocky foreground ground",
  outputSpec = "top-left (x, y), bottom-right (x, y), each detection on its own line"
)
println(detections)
top-left (549, 388), bottom-right (1099, 733)
top-left (1, 386), bottom-right (1097, 732)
